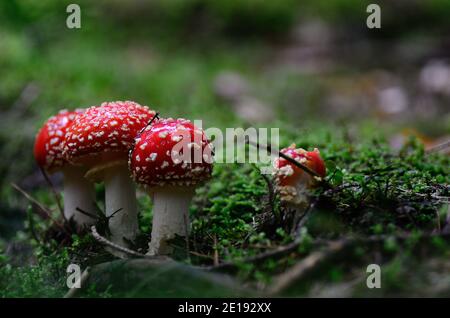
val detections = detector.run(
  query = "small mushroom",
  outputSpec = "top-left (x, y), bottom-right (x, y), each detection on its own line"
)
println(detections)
top-left (273, 145), bottom-right (326, 215)
top-left (63, 101), bottom-right (156, 247)
top-left (34, 109), bottom-right (97, 227)
top-left (129, 118), bottom-right (213, 255)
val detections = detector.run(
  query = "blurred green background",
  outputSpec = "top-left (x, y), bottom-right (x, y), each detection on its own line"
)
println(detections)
top-left (0, 0), bottom-right (449, 297)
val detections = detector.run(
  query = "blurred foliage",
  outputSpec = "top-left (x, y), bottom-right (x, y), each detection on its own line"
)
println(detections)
top-left (2, 0), bottom-right (450, 41)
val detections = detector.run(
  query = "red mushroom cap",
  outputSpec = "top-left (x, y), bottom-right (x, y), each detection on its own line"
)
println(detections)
top-left (304, 150), bottom-right (326, 178)
top-left (34, 109), bottom-right (83, 173)
top-left (274, 145), bottom-right (326, 187)
top-left (63, 101), bottom-right (155, 168)
top-left (129, 118), bottom-right (213, 187)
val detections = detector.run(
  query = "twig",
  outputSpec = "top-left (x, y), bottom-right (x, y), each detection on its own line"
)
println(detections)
top-left (129, 112), bottom-right (160, 162)
top-left (189, 251), bottom-right (214, 260)
top-left (246, 139), bottom-right (322, 179)
top-left (213, 234), bottom-right (219, 266)
top-left (76, 207), bottom-right (100, 220)
top-left (435, 209), bottom-right (441, 233)
top-left (204, 232), bottom-right (450, 272)
top-left (11, 182), bottom-right (67, 233)
top-left (12, 183), bottom-right (52, 217)
top-left (323, 182), bottom-right (360, 195)
top-left (426, 139), bottom-right (450, 154)
top-left (204, 238), bottom-right (303, 271)
top-left (63, 267), bottom-right (90, 298)
top-left (397, 187), bottom-right (449, 203)
top-left (262, 174), bottom-right (275, 213)
top-left (184, 214), bottom-right (190, 261)
top-left (26, 207), bottom-right (41, 244)
top-left (294, 199), bottom-right (317, 238)
top-left (79, 207), bottom-right (122, 222)
top-left (137, 112), bottom-right (160, 138)
top-left (267, 231), bottom-right (450, 294)
top-left (442, 205), bottom-right (450, 234)
top-left (39, 167), bottom-right (65, 222)
top-left (253, 164), bottom-right (276, 215)
top-left (108, 208), bottom-right (124, 219)
top-left (90, 226), bottom-right (145, 258)
top-left (267, 240), bottom-right (346, 295)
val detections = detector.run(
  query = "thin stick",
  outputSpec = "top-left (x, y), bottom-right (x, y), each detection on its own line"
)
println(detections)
top-left (262, 173), bottom-right (275, 213)
top-left (76, 207), bottom-right (100, 220)
top-left (90, 226), bottom-right (145, 258)
top-left (252, 164), bottom-right (276, 215)
top-left (204, 237), bottom-right (303, 271)
top-left (435, 209), bottom-right (441, 233)
top-left (26, 207), bottom-right (41, 244)
top-left (268, 231), bottom-right (450, 294)
top-left (246, 139), bottom-right (321, 178)
top-left (426, 139), bottom-right (450, 154)
top-left (293, 200), bottom-right (317, 238)
top-left (39, 167), bottom-right (64, 222)
top-left (137, 112), bottom-right (160, 138)
top-left (267, 240), bottom-right (346, 295)
top-left (213, 234), bottom-right (219, 266)
top-left (184, 214), bottom-right (190, 261)
top-left (443, 205), bottom-right (450, 234)
top-left (204, 232), bottom-right (450, 272)
top-left (11, 182), bottom-right (67, 232)
top-left (129, 113), bottom-right (160, 162)
top-left (189, 251), bottom-right (214, 260)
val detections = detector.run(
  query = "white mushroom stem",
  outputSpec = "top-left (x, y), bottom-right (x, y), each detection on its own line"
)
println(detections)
top-left (147, 186), bottom-right (195, 256)
top-left (278, 172), bottom-right (314, 222)
top-left (104, 163), bottom-right (138, 247)
top-left (62, 166), bottom-right (97, 227)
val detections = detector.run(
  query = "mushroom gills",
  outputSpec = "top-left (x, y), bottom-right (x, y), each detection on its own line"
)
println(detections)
top-left (147, 186), bottom-right (195, 256)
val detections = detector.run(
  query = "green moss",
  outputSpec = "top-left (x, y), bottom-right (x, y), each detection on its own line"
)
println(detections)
top-left (0, 248), bottom-right (68, 297)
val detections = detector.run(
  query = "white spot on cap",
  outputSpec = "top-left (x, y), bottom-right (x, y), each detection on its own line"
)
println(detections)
top-left (159, 131), bottom-right (168, 138)
top-left (172, 135), bottom-right (182, 142)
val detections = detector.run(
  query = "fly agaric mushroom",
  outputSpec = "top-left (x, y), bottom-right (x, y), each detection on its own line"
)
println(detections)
top-left (63, 101), bottom-right (156, 247)
top-left (129, 118), bottom-right (213, 255)
top-left (273, 145), bottom-right (326, 216)
top-left (34, 109), bottom-right (97, 227)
